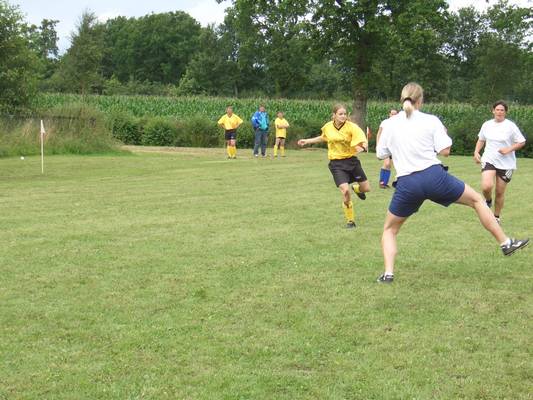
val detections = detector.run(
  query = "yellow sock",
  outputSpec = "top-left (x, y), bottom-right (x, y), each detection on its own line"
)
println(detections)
top-left (343, 201), bottom-right (354, 222)
top-left (280, 146), bottom-right (285, 156)
top-left (231, 146), bottom-right (237, 158)
top-left (273, 146), bottom-right (278, 156)
top-left (227, 146), bottom-right (232, 158)
top-left (353, 183), bottom-right (361, 193)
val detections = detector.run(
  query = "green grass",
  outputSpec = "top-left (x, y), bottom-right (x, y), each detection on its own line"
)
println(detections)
top-left (1, 149), bottom-right (531, 399)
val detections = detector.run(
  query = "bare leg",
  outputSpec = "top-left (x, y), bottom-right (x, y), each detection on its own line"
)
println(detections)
top-left (381, 211), bottom-right (408, 275)
top-left (455, 184), bottom-right (506, 243)
top-left (481, 170), bottom-right (495, 203)
top-left (338, 183), bottom-right (351, 205)
top-left (494, 176), bottom-right (508, 217)
top-left (357, 180), bottom-right (371, 193)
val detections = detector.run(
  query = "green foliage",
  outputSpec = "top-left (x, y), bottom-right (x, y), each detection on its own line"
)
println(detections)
top-left (102, 12), bottom-right (202, 84)
top-left (0, 103), bottom-right (119, 157)
top-left (30, 93), bottom-right (533, 155)
top-left (106, 111), bottom-right (142, 145)
top-left (49, 11), bottom-right (104, 94)
top-left (141, 117), bottom-right (178, 146)
top-left (0, 0), bottom-right (39, 111)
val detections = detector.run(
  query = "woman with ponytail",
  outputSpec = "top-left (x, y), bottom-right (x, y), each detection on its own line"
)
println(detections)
top-left (375, 83), bottom-right (528, 283)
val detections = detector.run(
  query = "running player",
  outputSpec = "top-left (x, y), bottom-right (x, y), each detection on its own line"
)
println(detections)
top-left (473, 101), bottom-right (526, 224)
top-left (298, 104), bottom-right (370, 229)
top-left (376, 83), bottom-right (528, 283)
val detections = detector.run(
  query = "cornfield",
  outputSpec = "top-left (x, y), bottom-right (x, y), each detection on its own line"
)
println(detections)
top-left (26, 93), bottom-right (533, 156)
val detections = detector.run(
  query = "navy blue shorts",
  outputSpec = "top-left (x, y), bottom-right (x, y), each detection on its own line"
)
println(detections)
top-left (389, 164), bottom-right (465, 217)
top-left (225, 130), bottom-right (237, 140)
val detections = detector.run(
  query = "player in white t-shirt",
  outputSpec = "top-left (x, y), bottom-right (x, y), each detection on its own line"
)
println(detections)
top-left (376, 109), bottom-right (398, 188)
top-left (375, 83), bottom-right (529, 283)
top-left (474, 101), bottom-right (526, 224)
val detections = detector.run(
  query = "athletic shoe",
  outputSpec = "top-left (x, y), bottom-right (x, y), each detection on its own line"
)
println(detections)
top-left (495, 216), bottom-right (501, 225)
top-left (501, 238), bottom-right (529, 256)
top-left (379, 183), bottom-right (390, 189)
top-left (486, 199), bottom-right (492, 208)
top-left (377, 274), bottom-right (394, 283)
top-left (254, 154), bottom-right (259, 158)
top-left (352, 184), bottom-right (366, 200)
top-left (346, 221), bottom-right (356, 229)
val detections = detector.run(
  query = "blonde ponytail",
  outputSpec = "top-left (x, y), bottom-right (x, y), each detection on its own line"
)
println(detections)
top-left (400, 82), bottom-right (423, 118)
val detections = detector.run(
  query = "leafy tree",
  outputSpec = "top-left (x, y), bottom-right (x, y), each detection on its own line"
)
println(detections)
top-left (102, 12), bottom-right (202, 84)
top-left (50, 11), bottom-right (104, 94)
top-left (26, 18), bottom-right (60, 80)
top-left (220, 0), bottom-right (450, 127)
top-left (177, 25), bottom-right (236, 95)
top-left (0, 0), bottom-right (39, 110)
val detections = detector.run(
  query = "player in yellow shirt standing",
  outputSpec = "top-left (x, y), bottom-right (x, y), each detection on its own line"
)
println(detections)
top-left (217, 106), bottom-right (243, 159)
top-left (298, 104), bottom-right (370, 228)
top-left (273, 111), bottom-right (290, 157)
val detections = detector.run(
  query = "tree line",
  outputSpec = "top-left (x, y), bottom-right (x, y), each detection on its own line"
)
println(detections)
top-left (1, 0), bottom-right (532, 124)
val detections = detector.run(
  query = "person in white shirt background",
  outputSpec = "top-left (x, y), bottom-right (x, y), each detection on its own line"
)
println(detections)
top-left (376, 109), bottom-right (398, 188)
top-left (375, 82), bottom-right (529, 283)
top-left (473, 101), bottom-right (526, 224)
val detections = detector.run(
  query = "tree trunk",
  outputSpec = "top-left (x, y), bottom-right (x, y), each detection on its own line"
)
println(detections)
top-left (351, 85), bottom-right (367, 130)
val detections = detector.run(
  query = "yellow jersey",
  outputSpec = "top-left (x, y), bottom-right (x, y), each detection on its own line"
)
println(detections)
top-left (218, 114), bottom-right (243, 131)
top-left (275, 117), bottom-right (289, 138)
top-left (320, 120), bottom-right (367, 160)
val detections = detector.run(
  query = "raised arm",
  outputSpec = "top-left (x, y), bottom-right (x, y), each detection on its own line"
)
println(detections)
top-left (298, 135), bottom-right (325, 146)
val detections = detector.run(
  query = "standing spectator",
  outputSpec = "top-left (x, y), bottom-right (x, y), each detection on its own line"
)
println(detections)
top-left (273, 111), bottom-right (290, 157)
top-left (218, 106), bottom-right (243, 159)
top-left (298, 104), bottom-right (370, 228)
top-left (473, 100), bottom-right (527, 224)
top-left (376, 109), bottom-right (398, 188)
top-left (376, 83), bottom-right (528, 284)
top-left (251, 105), bottom-right (270, 157)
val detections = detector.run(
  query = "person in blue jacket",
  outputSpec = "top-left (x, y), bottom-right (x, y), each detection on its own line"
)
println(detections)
top-left (251, 105), bottom-right (270, 157)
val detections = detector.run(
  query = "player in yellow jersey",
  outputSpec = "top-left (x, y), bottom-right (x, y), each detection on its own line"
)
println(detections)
top-left (298, 104), bottom-right (370, 228)
top-left (273, 111), bottom-right (289, 157)
top-left (217, 106), bottom-right (243, 159)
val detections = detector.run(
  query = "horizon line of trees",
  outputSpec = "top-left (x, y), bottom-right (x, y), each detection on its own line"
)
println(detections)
top-left (1, 0), bottom-right (532, 122)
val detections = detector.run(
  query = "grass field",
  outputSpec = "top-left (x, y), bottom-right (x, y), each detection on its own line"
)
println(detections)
top-left (1, 149), bottom-right (531, 399)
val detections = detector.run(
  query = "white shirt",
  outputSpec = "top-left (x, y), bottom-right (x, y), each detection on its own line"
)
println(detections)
top-left (376, 110), bottom-right (452, 177)
top-left (478, 119), bottom-right (525, 170)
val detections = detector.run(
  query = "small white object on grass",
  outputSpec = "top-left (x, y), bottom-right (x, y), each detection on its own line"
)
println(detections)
top-left (20, 156), bottom-right (25, 160)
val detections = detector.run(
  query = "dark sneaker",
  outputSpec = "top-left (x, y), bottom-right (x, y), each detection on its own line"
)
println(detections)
top-left (495, 216), bottom-right (501, 225)
top-left (379, 183), bottom-right (390, 189)
top-left (377, 273), bottom-right (394, 283)
top-left (352, 184), bottom-right (366, 200)
top-left (346, 221), bottom-right (356, 229)
top-left (501, 238), bottom-right (529, 256)
top-left (486, 199), bottom-right (492, 208)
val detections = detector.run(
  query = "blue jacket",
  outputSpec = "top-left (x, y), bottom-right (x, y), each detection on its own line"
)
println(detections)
top-left (251, 111), bottom-right (269, 130)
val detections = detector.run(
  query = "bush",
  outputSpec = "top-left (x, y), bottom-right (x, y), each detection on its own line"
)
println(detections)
top-left (107, 111), bottom-right (142, 145)
top-left (141, 117), bottom-right (178, 146)
top-left (0, 103), bottom-right (119, 157)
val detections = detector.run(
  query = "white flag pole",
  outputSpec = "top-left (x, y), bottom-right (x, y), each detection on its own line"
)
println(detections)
top-left (40, 119), bottom-right (45, 174)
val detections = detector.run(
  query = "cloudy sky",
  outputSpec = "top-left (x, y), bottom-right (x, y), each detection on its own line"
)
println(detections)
top-left (13, 0), bottom-right (533, 53)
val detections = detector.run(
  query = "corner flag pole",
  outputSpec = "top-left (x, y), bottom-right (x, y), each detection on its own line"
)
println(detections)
top-left (40, 120), bottom-right (45, 174)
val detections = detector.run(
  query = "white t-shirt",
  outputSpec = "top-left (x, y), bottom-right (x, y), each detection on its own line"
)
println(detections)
top-left (376, 110), bottom-right (452, 177)
top-left (478, 119), bottom-right (526, 170)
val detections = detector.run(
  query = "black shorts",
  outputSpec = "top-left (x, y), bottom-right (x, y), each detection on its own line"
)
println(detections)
top-left (328, 156), bottom-right (367, 187)
top-left (481, 162), bottom-right (513, 183)
top-left (225, 130), bottom-right (237, 141)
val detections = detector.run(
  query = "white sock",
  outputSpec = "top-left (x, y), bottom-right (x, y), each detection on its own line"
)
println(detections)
top-left (500, 238), bottom-right (511, 247)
